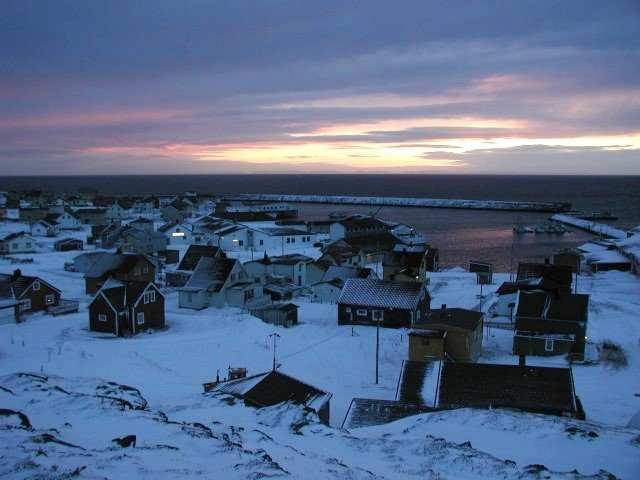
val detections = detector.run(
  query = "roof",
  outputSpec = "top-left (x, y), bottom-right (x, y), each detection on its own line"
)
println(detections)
top-left (516, 291), bottom-right (589, 322)
top-left (321, 265), bottom-right (373, 283)
top-left (343, 233), bottom-right (399, 255)
top-left (91, 280), bottom-right (162, 311)
top-left (338, 278), bottom-right (428, 310)
top-left (250, 302), bottom-right (298, 313)
top-left (382, 251), bottom-right (424, 268)
top-left (516, 262), bottom-right (573, 287)
top-left (130, 216), bottom-right (153, 224)
top-left (177, 245), bottom-right (223, 271)
top-left (55, 237), bottom-right (82, 245)
top-left (84, 253), bottom-right (151, 279)
top-left (1, 232), bottom-right (31, 242)
top-left (181, 257), bottom-right (237, 292)
top-left (0, 271), bottom-right (61, 299)
top-left (211, 370), bottom-right (331, 413)
top-left (415, 307), bottom-right (483, 331)
top-left (436, 362), bottom-right (578, 414)
top-left (495, 277), bottom-right (560, 295)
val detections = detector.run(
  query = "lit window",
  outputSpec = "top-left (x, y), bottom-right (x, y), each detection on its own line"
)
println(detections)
top-left (45, 294), bottom-right (54, 304)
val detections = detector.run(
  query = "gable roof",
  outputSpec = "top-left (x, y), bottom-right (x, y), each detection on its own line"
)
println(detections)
top-left (321, 265), bottom-right (373, 284)
top-left (382, 251), bottom-right (425, 268)
top-left (211, 370), bottom-right (331, 413)
top-left (0, 271), bottom-right (61, 299)
top-left (84, 253), bottom-right (153, 279)
top-left (495, 277), bottom-right (560, 296)
top-left (436, 362), bottom-right (578, 415)
top-left (1, 232), bottom-right (32, 242)
top-left (338, 278), bottom-right (428, 310)
top-left (94, 281), bottom-right (161, 312)
top-left (415, 307), bottom-right (483, 331)
top-left (516, 262), bottom-right (573, 287)
top-left (177, 245), bottom-right (223, 271)
top-left (182, 257), bottom-right (237, 292)
top-left (516, 291), bottom-right (589, 322)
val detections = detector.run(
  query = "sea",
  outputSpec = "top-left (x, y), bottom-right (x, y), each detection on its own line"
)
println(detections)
top-left (2, 174), bottom-right (639, 272)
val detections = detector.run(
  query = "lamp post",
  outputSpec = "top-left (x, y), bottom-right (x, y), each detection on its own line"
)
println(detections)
top-left (269, 332), bottom-right (281, 371)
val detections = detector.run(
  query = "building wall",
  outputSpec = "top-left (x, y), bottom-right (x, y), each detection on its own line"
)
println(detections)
top-left (17, 281), bottom-right (60, 313)
top-left (89, 295), bottom-right (118, 335)
top-left (178, 290), bottom-right (208, 309)
top-left (132, 290), bottom-right (165, 333)
top-left (513, 334), bottom-right (574, 357)
top-left (338, 304), bottom-right (414, 328)
top-left (312, 282), bottom-right (341, 303)
top-left (515, 316), bottom-right (586, 355)
top-left (408, 334), bottom-right (445, 361)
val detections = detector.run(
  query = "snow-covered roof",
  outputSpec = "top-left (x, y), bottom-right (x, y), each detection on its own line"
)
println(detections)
top-left (338, 278), bottom-right (427, 310)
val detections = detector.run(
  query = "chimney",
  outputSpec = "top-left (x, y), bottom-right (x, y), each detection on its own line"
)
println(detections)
top-left (13, 269), bottom-right (21, 279)
top-left (441, 304), bottom-right (447, 309)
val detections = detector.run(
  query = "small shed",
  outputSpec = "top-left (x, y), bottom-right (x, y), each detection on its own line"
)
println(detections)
top-left (54, 238), bottom-right (83, 252)
top-left (250, 303), bottom-right (298, 327)
top-left (469, 260), bottom-right (493, 284)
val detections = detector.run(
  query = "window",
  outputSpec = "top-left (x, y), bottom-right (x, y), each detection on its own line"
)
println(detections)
top-left (181, 274), bottom-right (188, 280)
top-left (143, 266), bottom-right (149, 274)
top-left (238, 240), bottom-right (244, 246)
top-left (259, 239), bottom-right (264, 246)
top-left (20, 299), bottom-right (31, 311)
top-left (134, 267), bottom-right (141, 276)
top-left (12, 243), bottom-right (18, 248)
top-left (33, 281), bottom-right (40, 291)
top-left (187, 293), bottom-right (193, 302)
top-left (26, 243), bottom-right (32, 248)
top-left (98, 314), bottom-right (107, 322)
top-left (422, 337), bottom-right (430, 345)
top-left (545, 339), bottom-right (554, 352)
top-left (45, 294), bottom-right (54, 304)
top-left (286, 238), bottom-right (291, 244)
top-left (143, 291), bottom-right (156, 304)
top-left (356, 309), bottom-right (367, 316)
top-left (345, 307), bottom-right (351, 313)
top-left (372, 310), bottom-right (384, 321)
top-left (244, 289), bottom-right (254, 303)
top-left (137, 312), bottom-right (145, 325)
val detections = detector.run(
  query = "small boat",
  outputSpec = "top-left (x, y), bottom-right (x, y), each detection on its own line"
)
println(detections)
top-left (513, 223), bottom-right (534, 233)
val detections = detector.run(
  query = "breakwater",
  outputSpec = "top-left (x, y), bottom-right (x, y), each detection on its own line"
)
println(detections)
top-left (222, 194), bottom-right (571, 213)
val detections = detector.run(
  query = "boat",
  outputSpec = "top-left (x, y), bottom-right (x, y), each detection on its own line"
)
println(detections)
top-left (329, 211), bottom-right (348, 219)
top-left (513, 223), bottom-right (534, 233)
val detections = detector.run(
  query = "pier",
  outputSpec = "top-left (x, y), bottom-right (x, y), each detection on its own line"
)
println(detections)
top-left (551, 214), bottom-right (628, 240)
top-left (221, 194), bottom-right (571, 213)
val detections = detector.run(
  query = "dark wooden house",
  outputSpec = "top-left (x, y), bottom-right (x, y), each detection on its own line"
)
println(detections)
top-left (436, 362), bottom-right (585, 419)
top-left (338, 278), bottom-right (430, 328)
top-left (552, 249), bottom-right (582, 274)
top-left (88, 280), bottom-right (165, 336)
top-left (249, 303), bottom-right (299, 328)
top-left (84, 253), bottom-right (156, 294)
top-left (513, 291), bottom-right (589, 360)
top-left (54, 238), bottom-right (83, 252)
top-left (517, 261), bottom-right (573, 292)
top-left (0, 269), bottom-right (61, 316)
top-left (209, 370), bottom-right (332, 424)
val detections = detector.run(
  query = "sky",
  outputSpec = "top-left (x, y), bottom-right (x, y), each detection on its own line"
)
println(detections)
top-left (1, 1), bottom-right (639, 175)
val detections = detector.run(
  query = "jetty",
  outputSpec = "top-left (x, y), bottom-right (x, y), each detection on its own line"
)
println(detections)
top-left (221, 194), bottom-right (571, 213)
top-left (551, 214), bottom-right (627, 240)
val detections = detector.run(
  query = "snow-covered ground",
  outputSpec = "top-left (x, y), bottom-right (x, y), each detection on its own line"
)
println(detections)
top-left (1, 221), bottom-right (639, 479)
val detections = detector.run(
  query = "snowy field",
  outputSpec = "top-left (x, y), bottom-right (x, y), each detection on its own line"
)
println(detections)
top-left (1, 222), bottom-right (639, 478)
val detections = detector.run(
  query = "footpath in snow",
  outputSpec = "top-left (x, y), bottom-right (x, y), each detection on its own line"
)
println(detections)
top-left (223, 193), bottom-right (571, 212)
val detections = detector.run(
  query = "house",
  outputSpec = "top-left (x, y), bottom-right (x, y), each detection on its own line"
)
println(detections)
top-left (177, 257), bottom-right (268, 310)
top-left (208, 369), bottom-right (332, 424)
top-left (341, 234), bottom-right (400, 264)
top-left (0, 270), bottom-right (61, 316)
top-left (157, 222), bottom-right (194, 246)
top-left (120, 228), bottom-right (168, 255)
top-left (0, 232), bottom-right (36, 254)
top-left (72, 207), bottom-right (108, 226)
top-left (338, 278), bottom-right (431, 328)
top-left (30, 218), bottom-right (59, 237)
top-left (243, 253), bottom-right (325, 287)
top-left (319, 240), bottom-right (367, 268)
top-left (262, 280), bottom-right (302, 301)
top-left (585, 250), bottom-right (631, 273)
top-left (513, 291), bottom-right (589, 360)
top-left (491, 277), bottom-right (561, 318)
top-left (311, 265), bottom-right (375, 303)
top-left (84, 253), bottom-right (156, 294)
top-left (19, 207), bottom-right (48, 223)
top-left (96, 222), bottom-right (127, 249)
top-left (54, 238), bottom-right (83, 252)
top-left (131, 197), bottom-right (157, 215)
top-left (162, 199), bottom-right (193, 223)
top-left (128, 217), bottom-right (155, 233)
top-left (435, 362), bottom-right (585, 419)
top-left (249, 303), bottom-right (299, 328)
top-left (54, 210), bottom-right (82, 230)
top-left (88, 280), bottom-right (165, 336)
top-left (516, 261), bottom-right (573, 292)
top-left (468, 260), bottom-right (493, 284)
top-left (329, 215), bottom-right (389, 241)
top-left (408, 306), bottom-right (484, 362)
top-left (105, 200), bottom-right (132, 220)
top-left (552, 249), bottom-right (582, 274)
top-left (72, 251), bottom-right (106, 273)
top-left (382, 249), bottom-right (434, 282)
top-left (617, 233), bottom-right (640, 275)
top-left (391, 244), bottom-right (439, 272)
top-left (215, 224), bottom-right (317, 253)
top-left (165, 245), bottom-right (224, 287)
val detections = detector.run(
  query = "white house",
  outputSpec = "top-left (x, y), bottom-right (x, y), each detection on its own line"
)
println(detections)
top-left (0, 232), bottom-right (36, 254)
top-left (157, 222), bottom-right (194, 246)
top-left (54, 211), bottom-right (82, 230)
top-left (244, 253), bottom-right (326, 287)
top-left (30, 219), bottom-right (59, 237)
top-left (106, 201), bottom-right (131, 220)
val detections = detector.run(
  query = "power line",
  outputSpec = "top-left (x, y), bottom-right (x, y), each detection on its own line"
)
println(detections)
top-left (278, 329), bottom-right (350, 361)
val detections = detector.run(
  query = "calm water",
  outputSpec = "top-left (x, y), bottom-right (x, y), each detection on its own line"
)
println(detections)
top-left (3, 174), bottom-right (638, 271)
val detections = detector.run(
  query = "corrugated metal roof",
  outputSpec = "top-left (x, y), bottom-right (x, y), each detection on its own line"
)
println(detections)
top-left (183, 257), bottom-right (236, 292)
top-left (338, 278), bottom-right (427, 310)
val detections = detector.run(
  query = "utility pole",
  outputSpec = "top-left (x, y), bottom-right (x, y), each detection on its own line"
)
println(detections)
top-left (269, 332), bottom-right (281, 371)
top-left (375, 312), bottom-right (380, 384)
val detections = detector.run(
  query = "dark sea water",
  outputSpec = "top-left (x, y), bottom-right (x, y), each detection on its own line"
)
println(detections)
top-left (3, 174), bottom-right (638, 271)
